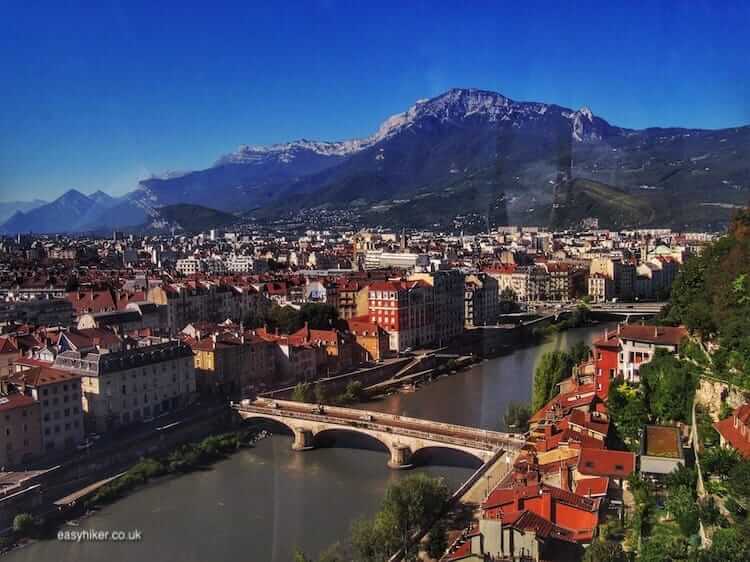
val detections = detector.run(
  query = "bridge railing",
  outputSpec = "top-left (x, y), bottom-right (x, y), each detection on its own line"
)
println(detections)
top-left (249, 399), bottom-right (525, 447)
top-left (234, 404), bottom-right (525, 452)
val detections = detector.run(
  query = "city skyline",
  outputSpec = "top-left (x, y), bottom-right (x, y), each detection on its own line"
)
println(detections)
top-left (2, 1), bottom-right (750, 202)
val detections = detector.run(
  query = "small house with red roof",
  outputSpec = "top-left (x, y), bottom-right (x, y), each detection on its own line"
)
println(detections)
top-left (714, 404), bottom-right (750, 459)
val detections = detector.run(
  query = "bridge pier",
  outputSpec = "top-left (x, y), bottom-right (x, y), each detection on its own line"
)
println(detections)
top-left (387, 445), bottom-right (413, 470)
top-left (292, 428), bottom-right (315, 451)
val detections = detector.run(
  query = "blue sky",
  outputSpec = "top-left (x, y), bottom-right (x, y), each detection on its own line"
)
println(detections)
top-left (1, 1), bottom-right (749, 202)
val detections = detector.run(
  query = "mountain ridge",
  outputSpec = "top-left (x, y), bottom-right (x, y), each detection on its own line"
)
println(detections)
top-left (4, 88), bottom-right (749, 233)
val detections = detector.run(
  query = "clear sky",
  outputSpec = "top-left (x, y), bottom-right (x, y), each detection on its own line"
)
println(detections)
top-left (1, 0), bottom-right (749, 202)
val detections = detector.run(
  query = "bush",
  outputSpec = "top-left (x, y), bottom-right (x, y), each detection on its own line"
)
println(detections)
top-left (12, 513), bottom-right (34, 535)
top-left (582, 540), bottom-right (627, 562)
top-left (292, 382), bottom-right (314, 403)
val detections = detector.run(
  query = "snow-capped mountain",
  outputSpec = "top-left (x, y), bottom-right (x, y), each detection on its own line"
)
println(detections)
top-left (5, 88), bottom-right (748, 233)
top-left (215, 89), bottom-right (616, 166)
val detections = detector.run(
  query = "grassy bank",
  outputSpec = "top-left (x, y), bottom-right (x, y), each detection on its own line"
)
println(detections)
top-left (88, 430), bottom-right (259, 507)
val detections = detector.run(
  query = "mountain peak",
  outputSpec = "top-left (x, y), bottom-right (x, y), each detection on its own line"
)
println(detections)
top-left (57, 189), bottom-right (89, 202)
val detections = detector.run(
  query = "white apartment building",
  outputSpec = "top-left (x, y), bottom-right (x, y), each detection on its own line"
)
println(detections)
top-left (54, 339), bottom-right (197, 433)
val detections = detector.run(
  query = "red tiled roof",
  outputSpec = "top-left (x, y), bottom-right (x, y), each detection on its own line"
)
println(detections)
top-left (13, 357), bottom-right (53, 368)
top-left (0, 393), bottom-right (36, 413)
top-left (9, 366), bottom-right (80, 387)
top-left (617, 324), bottom-right (688, 346)
top-left (714, 413), bottom-right (750, 459)
top-left (503, 510), bottom-right (577, 543)
top-left (576, 448), bottom-right (635, 478)
top-left (443, 539), bottom-right (472, 561)
top-left (575, 477), bottom-right (610, 498)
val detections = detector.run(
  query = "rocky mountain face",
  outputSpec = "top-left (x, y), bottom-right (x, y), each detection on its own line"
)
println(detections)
top-left (4, 88), bottom-right (748, 233)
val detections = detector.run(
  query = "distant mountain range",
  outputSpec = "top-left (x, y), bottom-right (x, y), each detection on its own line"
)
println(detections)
top-left (0, 199), bottom-right (47, 224)
top-left (3, 88), bottom-right (748, 233)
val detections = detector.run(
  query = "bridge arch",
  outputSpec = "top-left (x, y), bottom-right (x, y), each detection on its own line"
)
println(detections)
top-left (410, 445), bottom-right (484, 469)
top-left (239, 413), bottom-right (296, 437)
top-left (313, 427), bottom-right (393, 455)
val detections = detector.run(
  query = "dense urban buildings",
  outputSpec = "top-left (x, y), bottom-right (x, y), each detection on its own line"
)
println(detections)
top-left (0, 222), bottom-right (723, 562)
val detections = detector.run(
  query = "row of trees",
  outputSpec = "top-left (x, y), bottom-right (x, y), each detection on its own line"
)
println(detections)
top-left (291, 380), bottom-right (367, 405)
top-left (664, 208), bottom-right (750, 386)
top-left (246, 303), bottom-right (339, 334)
top-left (531, 342), bottom-right (590, 411)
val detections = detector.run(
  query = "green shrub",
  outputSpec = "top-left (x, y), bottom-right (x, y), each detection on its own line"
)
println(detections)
top-left (12, 513), bottom-right (34, 535)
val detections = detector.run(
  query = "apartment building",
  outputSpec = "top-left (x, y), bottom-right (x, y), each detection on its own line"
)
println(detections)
top-left (0, 391), bottom-right (42, 466)
top-left (616, 324), bottom-right (687, 382)
top-left (464, 273), bottom-right (499, 328)
top-left (7, 366), bottom-right (85, 452)
top-left (188, 331), bottom-right (276, 395)
top-left (333, 280), bottom-right (370, 320)
top-left (409, 270), bottom-right (465, 346)
top-left (147, 282), bottom-right (270, 334)
top-left (53, 339), bottom-right (196, 434)
top-left (367, 280), bottom-right (434, 352)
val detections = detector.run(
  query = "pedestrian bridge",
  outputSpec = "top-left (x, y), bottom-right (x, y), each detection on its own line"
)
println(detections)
top-left (232, 399), bottom-right (526, 469)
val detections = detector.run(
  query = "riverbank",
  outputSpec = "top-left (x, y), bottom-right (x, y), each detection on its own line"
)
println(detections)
top-left (1, 427), bottom-right (268, 556)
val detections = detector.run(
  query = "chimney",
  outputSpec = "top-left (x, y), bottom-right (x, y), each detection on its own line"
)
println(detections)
top-left (654, 326), bottom-right (659, 337)
top-left (540, 490), bottom-right (553, 520)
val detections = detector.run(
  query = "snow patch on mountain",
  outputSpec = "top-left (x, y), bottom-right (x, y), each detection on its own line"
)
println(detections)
top-left (216, 88), bottom-right (594, 167)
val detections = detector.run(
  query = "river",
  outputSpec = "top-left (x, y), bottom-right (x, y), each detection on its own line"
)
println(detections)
top-left (7, 323), bottom-right (610, 562)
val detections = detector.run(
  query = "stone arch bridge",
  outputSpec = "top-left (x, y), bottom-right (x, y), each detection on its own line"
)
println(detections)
top-left (233, 398), bottom-right (525, 469)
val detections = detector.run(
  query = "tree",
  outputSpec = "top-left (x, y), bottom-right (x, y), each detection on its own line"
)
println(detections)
top-left (638, 537), bottom-right (689, 562)
top-left (608, 380), bottom-right (649, 448)
top-left (701, 446), bottom-right (741, 479)
top-left (699, 526), bottom-right (750, 562)
top-left (665, 485), bottom-right (699, 536)
top-left (299, 303), bottom-right (339, 330)
top-left (532, 351), bottom-right (574, 411)
top-left (341, 381), bottom-right (365, 404)
top-left (351, 474), bottom-right (449, 562)
top-left (727, 459), bottom-right (750, 505)
top-left (266, 304), bottom-right (303, 333)
top-left (382, 474), bottom-right (449, 561)
top-left (570, 341), bottom-right (591, 365)
top-left (292, 382), bottom-right (314, 403)
top-left (351, 516), bottom-right (395, 562)
top-left (639, 350), bottom-right (696, 423)
top-left (503, 401), bottom-right (531, 432)
top-left (426, 519), bottom-right (448, 560)
top-left (665, 464), bottom-right (696, 496)
top-left (582, 540), bottom-right (628, 562)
